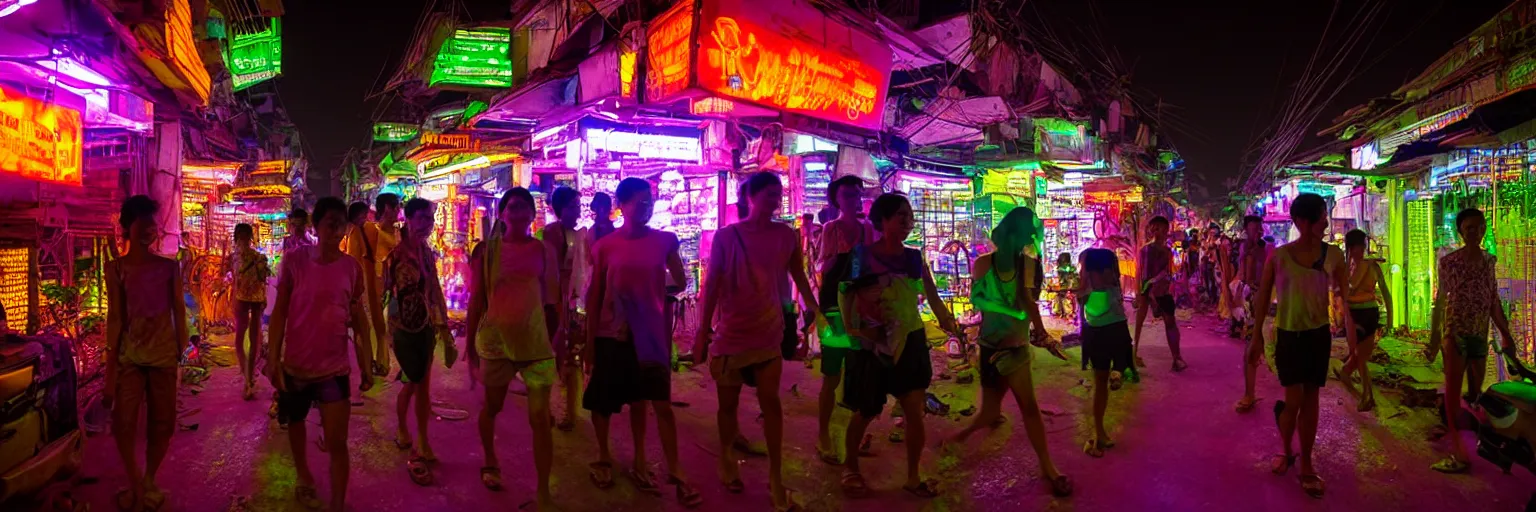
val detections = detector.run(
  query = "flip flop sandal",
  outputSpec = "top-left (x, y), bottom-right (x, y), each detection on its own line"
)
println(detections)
top-left (1171, 360), bottom-right (1188, 372)
top-left (589, 461), bottom-right (615, 489)
top-left (773, 489), bottom-right (803, 512)
top-left (294, 484), bottom-right (323, 509)
top-left (1047, 474), bottom-right (1073, 497)
top-left (667, 476), bottom-right (703, 508)
top-left (723, 478), bottom-right (744, 494)
top-left (1083, 439), bottom-right (1114, 458)
top-left (1234, 396), bottom-right (1259, 413)
top-left (480, 467), bottom-right (506, 491)
top-left (1431, 456), bottom-right (1470, 474)
top-left (818, 448), bottom-right (841, 465)
top-left (1299, 474), bottom-right (1325, 499)
top-left (888, 429), bottom-right (904, 443)
top-left (115, 488), bottom-right (137, 511)
top-left (628, 468), bottom-right (663, 496)
top-left (394, 437), bottom-right (413, 451)
top-left (1109, 372), bottom-right (1123, 391)
top-left (840, 472), bottom-right (869, 498)
top-left (1271, 454), bottom-right (1297, 476)
top-left (407, 457), bottom-right (434, 486)
top-left (902, 479), bottom-right (940, 498)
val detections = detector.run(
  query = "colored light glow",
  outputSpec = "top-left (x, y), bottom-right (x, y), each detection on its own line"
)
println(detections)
top-left (1351, 141), bottom-right (1379, 170)
top-left (228, 18), bottom-right (282, 91)
top-left (229, 184), bottom-right (291, 198)
top-left (698, 15), bottom-right (889, 130)
top-left (148, 0), bottom-right (211, 104)
top-left (620, 47), bottom-right (638, 98)
top-left (0, 0), bottom-right (39, 19)
top-left (585, 128), bottom-right (701, 162)
top-left (1035, 118), bottom-right (1095, 164)
top-left (372, 122), bottom-right (420, 142)
top-left (0, 85), bottom-right (83, 186)
top-left (419, 154), bottom-right (490, 181)
top-left (430, 27), bottom-right (513, 88)
top-left (36, 57), bottom-right (113, 87)
top-left (421, 132), bottom-right (480, 152)
top-left (251, 160), bottom-right (288, 176)
top-left (646, 0), bottom-right (695, 102)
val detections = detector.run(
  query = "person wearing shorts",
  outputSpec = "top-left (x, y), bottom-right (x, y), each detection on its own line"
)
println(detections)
top-left (1247, 193), bottom-right (1354, 499)
top-left (105, 196), bottom-right (188, 512)
top-left (821, 194), bottom-right (958, 500)
top-left (1427, 208), bottom-right (1518, 474)
top-left (1336, 229), bottom-right (1391, 413)
top-left (814, 175), bottom-right (876, 460)
top-left (694, 172), bottom-right (819, 511)
top-left (230, 223), bottom-right (271, 401)
top-left (1236, 215), bottom-right (1271, 412)
top-left (1134, 216), bottom-right (1185, 373)
top-left (583, 178), bottom-right (699, 506)
top-left (267, 198), bottom-right (374, 512)
top-left (466, 188), bottom-right (559, 508)
top-left (942, 206), bottom-right (1071, 497)
top-left (542, 186), bottom-right (585, 432)
top-left (385, 198), bottom-right (457, 465)
top-left (1077, 248), bottom-right (1133, 458)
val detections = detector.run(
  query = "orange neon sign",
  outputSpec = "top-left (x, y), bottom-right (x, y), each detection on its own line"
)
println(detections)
top-left (0, 85), bottom-right (83, 186)
top-left (697, 2), bottom-right (890, 130)
top-left (645, 0), bottom-right (694, 102)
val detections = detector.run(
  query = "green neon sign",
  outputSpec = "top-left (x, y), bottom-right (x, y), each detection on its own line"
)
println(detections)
top-left (373, 122), bottom-right (420, 143)
top-left (228, 18), bottom-right (282, 91)
top-left (429, 27), bottom-right (513, 88)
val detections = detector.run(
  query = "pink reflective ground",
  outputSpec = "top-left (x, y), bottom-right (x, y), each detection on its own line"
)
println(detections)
top-left (67, 314), bottom-right (1536, 511)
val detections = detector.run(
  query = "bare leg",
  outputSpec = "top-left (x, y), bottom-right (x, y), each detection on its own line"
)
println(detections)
top-left (319, 400), bottom-right (352, 512)
top-left (1278, 384), bottom-right (1303, 459)
top-left (396, 382), bottom-right (416, 447)
top-left (527, 385), bottom-right (554, 508)
top-left (234, 307), bottom-right (250, 389)
top-left (246, 307), bottom-right (262, 387)
top-left (142, 375), bottom-right (175, 494)
top-left (947, 386), bottom-right (1005, 445)
top-left (1242, 335), bottom-right (1262, 403)
top-left (414, 371), bottom-right (433, 458)
top-left (1132, 303), bottom-right (1149, 363)
top-left (1092, 369), bottom-right (1110, 442)
top-left (630, 400), bottom-right (650, 471)
top-left (287, 406), bottom-right (315, 490)
top-left (561, 366), bottom-right (580, 425)
top-left (112, 376), bottom-right (144, 507)
top-left (1298, 386), bottom-right (1321, 475)
top-left (895, 390), bottom-right (927, 487)
top-left (1466, 356), bottom-right (1488, 401)
top-left (716, 383), bottom-right (742, 483)
top-left (593, 413), bottom-right (614, 466)
top-left (479, 383), bottom-right (509, 468)
top-left (654, 401), bottom-right (683, 480)
top-left (843, 412), bottom-right (873, 476)
top-left (1443, 352), bottom-right (1470, 462)
top-left (1354, 335), bottom-right (1377, 407)
top-left (817, 373), bottom-right (839, 456)
top-left (1008, 364), bottom-right (1063, 480)
top-left (754, 359), bottom-right (788, 506)
top-left (1164, 315), bottom-right (1183, 362)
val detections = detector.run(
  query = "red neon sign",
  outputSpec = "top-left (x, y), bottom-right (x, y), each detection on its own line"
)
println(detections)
top-left (645, 0), bottom-right (694, 102)
top-left (0, 85), bottom-right (83, 186)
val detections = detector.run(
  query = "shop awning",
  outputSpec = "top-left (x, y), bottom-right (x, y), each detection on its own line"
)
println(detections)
top-left (1380, 88), bottom-right (1536, 168)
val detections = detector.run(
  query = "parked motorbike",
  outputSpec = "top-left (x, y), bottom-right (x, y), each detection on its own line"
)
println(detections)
top-left (1472, 352), bottom-right (1536, 511)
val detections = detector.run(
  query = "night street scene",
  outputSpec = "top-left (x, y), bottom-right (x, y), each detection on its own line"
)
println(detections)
top-left (6, 0), bottom-right (1536, 510)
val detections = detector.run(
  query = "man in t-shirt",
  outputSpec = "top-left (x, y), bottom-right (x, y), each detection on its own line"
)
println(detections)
top-left (814, 175), bottom-right (879, 461)
top-left (1133, 216), bottom-right (1185, 374)
top-left (1235, 215), bottom-right (1270, 412)
top-left (541, 186), bottom-right (583, 431)
top-left (360, 194), bottom-right (401, 377)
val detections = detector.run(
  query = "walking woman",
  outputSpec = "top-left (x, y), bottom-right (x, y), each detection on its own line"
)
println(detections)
top-left (941, 206), bottom-right (1072, 497)
top-left (465, 188), bottom-right (559, 509)
top-left (584, 178), bottom-right (700, 507)
top-left (1076, 248), bottom-right (1132, 458)
top-left (106, 195), bottom-right (188, 511)
top-left (1336, 229), bottom-right (1391, 412)
top-left (385, 198), bottom-right (457, 483)
top-left (694, 172), bottom-right (819, 511)
top-left (231, 223), bottom-right (271, 401)
top-left (821, 193), bottom-right (958, 499)
top-left (267, 197), bottom-right (376, 511)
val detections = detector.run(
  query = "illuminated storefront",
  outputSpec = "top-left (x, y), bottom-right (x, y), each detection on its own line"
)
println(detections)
top-left (430, 26), bottom-right (513, 89)
top-left (228, 17), bottom-right (282, 91)
top-left (0, 85), bottom-right (84, 186)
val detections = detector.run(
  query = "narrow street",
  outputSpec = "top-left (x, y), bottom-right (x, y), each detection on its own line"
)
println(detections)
top-left (65, 313), bottom-right (1536, 511)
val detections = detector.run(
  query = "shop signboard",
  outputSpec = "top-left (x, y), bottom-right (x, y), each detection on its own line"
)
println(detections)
top-left (421, 131), bottom-right (481, 152)
top-left (645, 0), bottom-right (893, 131)
top-left (1034, 118), bottom-right (1094, 164)
top-left (228, 18), bottom-right (282, 91)
top-left (373, 122), bottom-right (420, 142)
top-left (430, 27), bottom-right (514, 88)
top-left (0, 85), bottom-right (83, 186)
top-left (134, 0), bottom-right (211, 104)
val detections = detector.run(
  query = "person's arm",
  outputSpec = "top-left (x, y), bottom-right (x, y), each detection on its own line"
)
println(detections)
top-left (787, 229), bottom-right (820, 323)
top-left (969, 255), bottom-right (1024, 320)
top-left (542, 242), bottom-right (561, 346)
top-left (171, 260), bottom-right (189, 358)
top-left (465, 245), bottom-right (486, 371)
top-left (267, 260), bottom-right (294, 391)
top-left (348, 266), bottom-right (374, 392)
top-left (1373, 261), bottom-right (1393, 329)
top-left (364, 227), bottom-right (386, 351)
top-left (694, 230), bottom-right (727, 363)
top-left (1248, 251), bottom-right (1278, 348)
top-left (665, 235), bottom-right (687, 295)
top-left (1428, 259), bottom-right (1446, 363)
top-left (425, 250), bottom-right (456, 366)
top-left (1489, 258), bottom-right (1516, 353)
top-left (917, 254), bottom-right (958, 334)
top-left (103, 261), bottom-right (123, 404)
top-left (1023, 258), bottom-right (1049, 338)
top-left (1332, 250), bottom-right (1359, 350)
top-left (583, 245), bottom-right (607, 373)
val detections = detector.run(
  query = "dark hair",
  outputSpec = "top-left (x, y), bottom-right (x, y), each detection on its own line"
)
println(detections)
top-left (1289, 193), bottom-right (1327, 223)
top-left (312, 197), bottom-right (347, 226)
top-left (234, 223), bottom-right (254, 240)
top-left (817, 205), bottom-right (837, 224)
top-left (348, 202), bottom-right (370, 222)
top-left (1149, 216), bottom-right (1169, 227)
top-left (550, 186), bottom-right (578, 213)
top-left (868, 193), bottom-right (910, 231)
top-left (119, 195), bottom-right (160, 234)
top-left (498, 187), bottom-right (535, 213)
top-left (1243, 215), bottom-right (1262, 227)
top-left (288, 207), bottom-right (308, 221)
top-left (404, 197), bottom-right (434, 218)
top-left (591, 192), bottom-right (612, 210)
top-left (1189, 228), bottom-right (1199, 237)
top-left (1455, 208), bottom-right (1485, 230)
top-left (827, 175), bottom-right (864, 209)
top-left (736, 182), bottom-right (750, 218)
top-left (992, 206), bottom-right (1041, 249)
top-left (1081, 247), bottom-right (1119, 275)
top-left (375, 193), bottom-right (401, 213)
top-left (745, 171), bottom-right (782, 198)
top-left (1345, 229), bottom-right (1367, 249)
top-left (615, 177), bottom-right (650, 204)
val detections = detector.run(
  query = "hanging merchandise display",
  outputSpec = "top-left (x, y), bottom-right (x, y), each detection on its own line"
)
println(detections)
top-left (892, 169), bottom-right (975, 316)
top-left (228, 18), bottom-right (282, 91)
top-left (0, 85), bottom-right (84, 186)
top-left (430, 26), bottom-right (514, 88)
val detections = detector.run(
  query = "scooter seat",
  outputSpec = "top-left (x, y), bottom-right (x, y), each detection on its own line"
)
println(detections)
top-left (1486, 381), bottom-right (1536, 414)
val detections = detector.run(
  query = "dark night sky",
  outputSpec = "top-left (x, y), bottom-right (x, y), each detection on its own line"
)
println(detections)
top-left (278, 1), bottom-right (1513, 200)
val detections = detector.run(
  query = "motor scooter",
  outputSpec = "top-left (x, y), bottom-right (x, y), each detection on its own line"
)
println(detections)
top-left (1472, 352), bottom-right (1536, 511)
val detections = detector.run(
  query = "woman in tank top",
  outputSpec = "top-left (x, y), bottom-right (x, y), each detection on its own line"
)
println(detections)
top-left (1336, 229), bottom-right (1391, 412)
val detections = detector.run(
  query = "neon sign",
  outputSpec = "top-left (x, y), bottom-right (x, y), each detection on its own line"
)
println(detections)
top-left (0, 85), bottom-right (83, 186)
top-left (160, 0), bottom-right (211, 103)
top-left (421, 132), bottom-right (480, 151)
top-left (699, 15), bottom-right (888, 130)
top-left (373, 122), bottom-right (420, 142)
top-left (585, 129), bottom-right (701, 163)
top-left (645, 0), bottom-right (694, 102)
top-left (430, 27), bottom-right (513, 88)
top-left (228, 18), bottom-right (282, 91)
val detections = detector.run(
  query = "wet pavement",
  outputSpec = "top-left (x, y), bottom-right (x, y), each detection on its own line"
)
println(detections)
top-left (63, 313), bottom-right (1536, 511)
